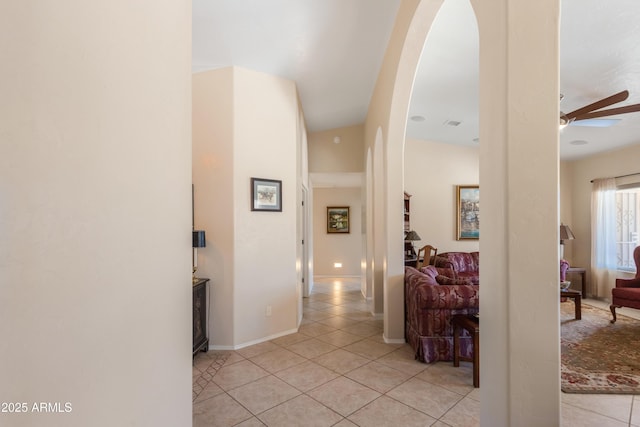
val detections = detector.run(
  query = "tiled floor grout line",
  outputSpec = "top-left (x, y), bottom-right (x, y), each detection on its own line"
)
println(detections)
top-left (193, 280), bottom-right (477, 426)
top-left (202, 355), bottom-right (472, 426)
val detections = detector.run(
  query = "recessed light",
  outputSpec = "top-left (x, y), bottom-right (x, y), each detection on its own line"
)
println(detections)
top-left (570, 140), bottom-right (588, 146)
top-left (445, 120), bottom-right (461, 127)
top-left (410, 115), bottom-right (425, 122)
top-left (333, 136), bottom-right (341, 144)
top-left (334, 262), bottom-right (342, 268)
top-left (472, 137), bottom-right (479, 143)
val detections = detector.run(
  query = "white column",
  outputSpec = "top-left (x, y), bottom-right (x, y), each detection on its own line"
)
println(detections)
top-left (473, 0), bottom-right (561, 425)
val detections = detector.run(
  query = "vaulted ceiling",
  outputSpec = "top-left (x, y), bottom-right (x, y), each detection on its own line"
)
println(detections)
top-left (193, 0), bottom-right (640, 160)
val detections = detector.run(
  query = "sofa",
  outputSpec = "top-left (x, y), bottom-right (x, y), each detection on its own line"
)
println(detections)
top-left (434, 251), bottom-right (480, 285)
top-left (405, 265), bottom-right (479, 363)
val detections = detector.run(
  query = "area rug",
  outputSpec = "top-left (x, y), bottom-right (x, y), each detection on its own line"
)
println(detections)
top-left (561, 302), bottom-right (640, 394)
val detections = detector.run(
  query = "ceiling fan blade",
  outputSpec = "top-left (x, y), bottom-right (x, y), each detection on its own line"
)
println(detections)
top-left (569, 118), bottom-right (621, 127)
top-left (564, 90), bottom-right (629, 121)
top-left (574, 103), bottom-right (640, 120)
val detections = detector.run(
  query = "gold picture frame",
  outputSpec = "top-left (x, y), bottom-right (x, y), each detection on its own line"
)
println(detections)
top-left (456, 185), bottom-right (479, 240)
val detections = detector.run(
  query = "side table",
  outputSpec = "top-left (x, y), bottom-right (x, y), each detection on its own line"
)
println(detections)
top-left (561, 289), bottom-right (581, 320)
top-left (566, 267), bottom-right (587, 296)
top-left (452, 314), bottom-right (479, 388)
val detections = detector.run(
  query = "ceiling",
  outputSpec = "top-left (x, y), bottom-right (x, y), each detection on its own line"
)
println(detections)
top-left (193, 0), bottom-right (640, 161)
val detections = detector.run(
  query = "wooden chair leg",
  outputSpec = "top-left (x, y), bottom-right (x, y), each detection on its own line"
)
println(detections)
top-left (610, 304), bottom-right (619, 323)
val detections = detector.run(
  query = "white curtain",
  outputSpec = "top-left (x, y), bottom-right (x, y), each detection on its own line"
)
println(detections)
top-left (590, 178), bottom-right (617, 299)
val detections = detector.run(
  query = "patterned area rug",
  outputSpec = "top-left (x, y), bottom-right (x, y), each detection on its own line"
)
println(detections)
top-left (561, 302), bottom-right (640, 394)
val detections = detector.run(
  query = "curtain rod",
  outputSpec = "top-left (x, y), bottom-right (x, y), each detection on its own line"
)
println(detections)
top-left (590, 172), bottom-right (640, 183)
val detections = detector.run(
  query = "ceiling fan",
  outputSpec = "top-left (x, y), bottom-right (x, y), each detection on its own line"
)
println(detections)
top-left (560, 90), bottom-right (640, 128)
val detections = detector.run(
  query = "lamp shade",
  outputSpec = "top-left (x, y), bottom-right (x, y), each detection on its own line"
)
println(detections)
top-left (404, 230), bottom-right (421, 241)
top-left (560, 224), bottom-right (575, 241)
top-left (192, 230), bottom-right (206, 248)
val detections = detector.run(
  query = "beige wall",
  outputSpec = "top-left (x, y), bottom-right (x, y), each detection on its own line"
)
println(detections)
top-left (404, 138), bottom-right (480, 253)
top-left (193, 68), bottom-right (236, 346)
top-left (308, 124), bottom-right (365, 173)
top-left (193, 67), bottom-right (301, 348)
top-left (564, 143), bottom-right (640, 294)
top-left (560, 160), bottom-right (575, 262)
top-left (313, 188), bottom-right (363, 276)
top-left (0, 2), bottom-right (192, 426)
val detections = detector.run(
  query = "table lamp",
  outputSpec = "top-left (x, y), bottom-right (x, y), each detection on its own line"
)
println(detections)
top-left (560, 224), bottom-right (575, 259)
top-left (404, 230), bottom-right (421, 258)
top-left (192, 230), bottom-right (206, 282)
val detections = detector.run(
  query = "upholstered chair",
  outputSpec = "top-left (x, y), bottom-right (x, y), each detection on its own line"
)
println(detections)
top-left (610, 246), bottom-right (640, 323)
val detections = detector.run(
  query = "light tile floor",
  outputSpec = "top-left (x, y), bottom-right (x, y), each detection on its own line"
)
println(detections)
top-left (193, 277), bottom-right (640, 426)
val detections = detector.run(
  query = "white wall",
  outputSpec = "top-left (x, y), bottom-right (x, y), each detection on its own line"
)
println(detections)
top-left (0, 3), bottom-right (192, 426)
top-left (193, 67), bottom-right (301, 348)
top-left (404, 138), bottom-right (480, 253)
top-left (313, 188), bottom-right (363, 276)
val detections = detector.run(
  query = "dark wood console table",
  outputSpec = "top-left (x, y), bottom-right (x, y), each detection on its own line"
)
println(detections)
top-left (193, 278), bottom-right (209, 357)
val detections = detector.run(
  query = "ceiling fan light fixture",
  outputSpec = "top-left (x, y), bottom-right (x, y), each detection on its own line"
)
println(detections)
top-left (559, 112), bottom-right (573, 130)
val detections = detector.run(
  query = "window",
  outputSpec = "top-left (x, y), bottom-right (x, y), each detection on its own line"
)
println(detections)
top-left (616, 186), bottom-right (640, 271)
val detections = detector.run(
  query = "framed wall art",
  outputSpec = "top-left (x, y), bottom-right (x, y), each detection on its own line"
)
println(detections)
top-left (251, 178), bottom-right (282, 212)
top-left (456, 185), bottom-right (479, 240)
top-left (327, 206), bottom-right (350, 233)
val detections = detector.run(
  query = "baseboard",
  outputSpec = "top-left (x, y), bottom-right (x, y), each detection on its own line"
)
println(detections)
top-left (313, 275), bottom-right (361, 278)
top-left (209, 327), bottom-right (299, 351)
top-left (383, 335), bottom-right (406, 345)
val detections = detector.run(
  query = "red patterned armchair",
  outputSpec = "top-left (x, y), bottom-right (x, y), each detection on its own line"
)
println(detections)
top-left (405, 266), bottom-right (479, 363)
top-left (610, 246), bottom-right (640, 323)
top-left (434, 251), bottom-right (480, 285)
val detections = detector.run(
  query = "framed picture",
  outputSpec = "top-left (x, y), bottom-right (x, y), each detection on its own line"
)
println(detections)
top-left (251, 178), bottom-right (282, 212)
top-left (327, 206), bottom-right (350, 233)
top-left (456, 185), bottom-right (479, 240)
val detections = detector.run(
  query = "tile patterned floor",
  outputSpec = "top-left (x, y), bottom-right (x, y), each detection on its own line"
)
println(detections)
top-left (193, 277), bottom-right (640, 426)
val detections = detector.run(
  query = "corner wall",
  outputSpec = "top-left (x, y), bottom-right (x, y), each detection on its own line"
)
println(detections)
top-left (193, 67), bottom-right (301, 348)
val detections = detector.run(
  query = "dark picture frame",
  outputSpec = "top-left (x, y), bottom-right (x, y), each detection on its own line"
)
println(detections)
top-left (456, 185), bottom-right (479, 240)
top-left (327, 206), bottom-right (350, 233)
top-left (251, 178), bottom-right (282, 212)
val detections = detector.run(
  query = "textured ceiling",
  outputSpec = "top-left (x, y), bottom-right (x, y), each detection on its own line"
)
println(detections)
top-left (193, 0), bottom-right (640, 160)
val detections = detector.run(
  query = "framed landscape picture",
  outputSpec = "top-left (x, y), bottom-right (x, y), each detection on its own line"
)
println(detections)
top-left (456, 185), bottom-right (479, 240)
top-left (251, 178), bottom-right (282, 212)
top-left (327, 206), bottom-right (350, 233)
